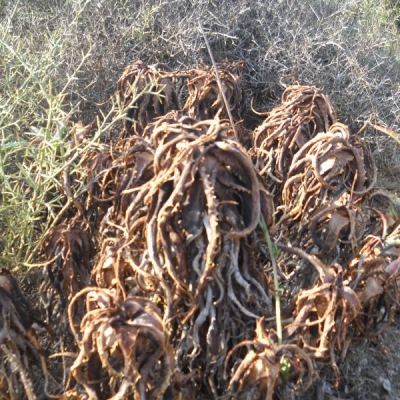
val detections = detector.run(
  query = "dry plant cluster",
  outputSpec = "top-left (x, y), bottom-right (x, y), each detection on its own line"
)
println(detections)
top-left (1, 61), bottom-right (400, 400)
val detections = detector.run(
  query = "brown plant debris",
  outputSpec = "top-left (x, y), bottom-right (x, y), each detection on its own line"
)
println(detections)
top-left (142, 113), bottom-right (273, 396)
top-left (41, 222), bottom-right (94, 326)
top-left (227, 319), bottom-right (314, 400)
top-left (89, 112), bottom-right (275, 396)
top-left (68, 288), bottom-right (174, 400)
top-left (10, 62), bottom-right (400, 400)
top-left (0, 269), bottom-right (53, 399)
top-left (252, 84), bottom-right (337, 194)
top-left (182, 61), bottom-right (245, 122)
top-left (251, 83), bottom-right (399, 383)
top-left (117, 61), bottom-right (180, 137)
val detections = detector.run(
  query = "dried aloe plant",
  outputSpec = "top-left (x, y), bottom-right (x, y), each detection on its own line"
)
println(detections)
top-left (249, 84), bottom-right (400, 387)
top-left (279, 123), bottom-right (376, 224)
top-left (272, 123), bottom-right (377, 269)
top-left (81, 136), bottom-right (154, 222)
top-left (131, 112), bottom-right (273, 396)
top-left (252, 84), bottom-right (337, 194)
top-left (90, 110), bottom-right (274, 396)
top-left (182, 61), bottom-right (245, 122)
top-left (40, 222), bottom-right (93, 326)
top-left (117, 61), bottom-right (179, 137)
top-left (227, 319), bottom-right (314, 400)
top-left (81, 145), bottom-right (118, 210)
top-left (348, 238), bottom-right (400, 337)
top-left (16, 66), bottom-right (398, 400)
top-left (68, 288), bottom-right (174, 400)
top-left (0, 270), bottom-right (53, 399)
top-left (90, 138), bottom-right (155, 298)
top-left (277, 245), bottom-right (361, 360)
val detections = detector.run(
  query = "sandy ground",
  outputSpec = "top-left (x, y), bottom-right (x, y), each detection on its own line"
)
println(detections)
top-left (336, 317), bottom-right (400, 400)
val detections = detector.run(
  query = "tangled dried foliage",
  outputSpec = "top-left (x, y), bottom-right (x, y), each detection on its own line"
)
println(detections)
top-left (41, 222), bottom-right (94, 327)
top-left (182, 61), bottom-right (245, 122)
top-left (142, 113), bottom-right (274, 396)
top-left (117, 61), bottom-right (180, 137)
top-left (91, 110), bottom-right (275, 396)
top-left (276, 122), bottom-right (377, 253)
top-left (81, 136), bottom-right (155, 222)
top-left (90, 137), bottom-right (155, 297)
top-left (117, 61), bottom-right (246, 139)
top-left (252, 85), bottom-right (337, 194)
top-left (68, 288), bottom-right (174, 400)
top-left (251, 83), bottom-right (400, 381)
top-left (81, 146), bottom-right (119, 209)
top-left (0, 270), bottom-right (52, 399)
top-left (227, 319), bottom-right (314, 400)
top-left (16, 61), bottom-right (400, 400)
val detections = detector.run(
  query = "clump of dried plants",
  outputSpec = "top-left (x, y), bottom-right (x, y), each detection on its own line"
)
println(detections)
top-left (5, 61), bottom-right (399, 399)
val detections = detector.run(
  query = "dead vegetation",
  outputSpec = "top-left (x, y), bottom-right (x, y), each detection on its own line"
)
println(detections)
top-left (1, 60), bottom-right (400, 399)
top-left (0, 270), bottom-right (52, 399)
top-left (68, 289), bottom-right (174, 399)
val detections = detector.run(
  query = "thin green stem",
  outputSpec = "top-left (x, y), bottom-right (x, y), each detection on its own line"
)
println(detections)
top-left (259, 216), bottom-right (283, 345)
